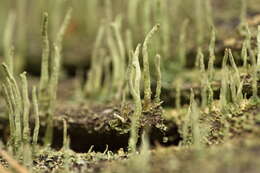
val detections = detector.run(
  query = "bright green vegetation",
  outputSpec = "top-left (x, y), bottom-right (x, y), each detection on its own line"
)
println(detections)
top-left (0, 0), bottom-right (260, 173)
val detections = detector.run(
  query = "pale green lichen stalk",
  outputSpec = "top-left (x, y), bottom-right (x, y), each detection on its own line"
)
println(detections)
top-left (205, 0), bottom-right (213, 28)
top-left (228, 49), bottom-right (240, 83)
top-left (2, 84), bottom-right (15, 146)
top-left (220, 66), bottom-right (228, 112)
top-left (44, 44), bottom-right (61, 146)
top-left (154, 54), bottom-right (162, 104)
top-left (142, 24), bottom-right (160, 107)
top-left (43, 8), bottom-right (72, 146)
top-left (239, 0), bottom-right (247, 33)
top-left (55, 8), bottom-right (72, 49)
top-left (190, 99), bottom-right (202, 149)
top-left (241, 40), bottom-right (248, 68)
top-left (84, 24), bottom-right (105, 96)
top-left (63, 119), bottom-right (68, 150)
top-left (1, 64), bottom-right (37, 161)
top-left (128, 44), bottom-right (142, 152)
top-left (257, 25), bottom-right (260, 66)
top-left (20, 72), bottom-right (31, 146)
top-left (39, 12), bottom-right (50, 107)
top-left (208, 27), bottom-right (216, 81)
top-left (198, 48), bottom-right (207, 108)
top-left (175, 80), bottom-right (181, 109)
top-left (2, 64), bottom-right (22, 154)
top-left (32, 86), bottom-right (40, 148)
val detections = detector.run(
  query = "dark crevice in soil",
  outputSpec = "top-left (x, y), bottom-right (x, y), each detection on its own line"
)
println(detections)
top-left (50, 124), bottom-right (181, 153)
top-left (51, 127), bottom-right (130, 152)
top-left (39, 103), bottom-right (182, 153)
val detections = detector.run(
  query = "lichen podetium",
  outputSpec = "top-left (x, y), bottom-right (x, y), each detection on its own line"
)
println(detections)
top-left (142, 24), bottom-right (160, 110)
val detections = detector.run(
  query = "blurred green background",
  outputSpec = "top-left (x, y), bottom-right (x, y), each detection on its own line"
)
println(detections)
top-left (0, 0), bottom-right (259, 76)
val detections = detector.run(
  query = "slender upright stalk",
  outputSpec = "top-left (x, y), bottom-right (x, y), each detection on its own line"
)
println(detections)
top-left (39, 12), bottom-right (50, 106)
top-left (142, 24), bottom-right (160, 106)
top-left (175, 80), bottom-right (181, 109)
top-left (128, 44), bottom-right (142, 152)
top-left (228, 49), bottom-right (240, 85)
top-left (208, 28), bottom-right (216, 81)
top-left (198, 48), bottom-right (207, 107)
top-left (20, 72), bottom-right (31, 145)
top-left (55, 8), bottom-right (72, 49)
top-left (44, 44), bottom-right (60, 146)
top-left (111, 16), bottom-right (126, 97)
top-left (32, 87), bottom-right (39, 148)
top-left (44, 8), bottom-right (72, 146)
top-left (257, 25), bottom-right (260, 66)
top-left (2, 64), bottom-right (22, 154)
top-left (205, 0), bottom-right (213, 28)
top-left (2, 85), bottom-right (15, 146)
top-left (154, 54), bottom-right (162, 104)
top-left (241, 40), bottom-right (248, 68)
top-left (191, 100), bottom-right (202, 149)
top-left (239, 0), bottom-right (247, 33)
top-left (63, 119), bottom-right (68, 149)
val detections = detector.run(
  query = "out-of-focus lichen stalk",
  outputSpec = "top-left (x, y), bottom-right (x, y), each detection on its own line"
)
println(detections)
top-left (105, 0), bottom-right (112, 22)
top-left (139, 131), bottom-right (151, 173)
top-left (3, 12), bottom-right (15, 74)
top-left (257, 25), bottom-right (260, 66)
top-left (178, 19), bottom-right (189, 69)
top-left (155, 54), bottom-right (162, 104)
top-left (17, 0), bottom-right (28, 71)
top-left (111, 16), bottom-right (126, 97)
top-left (55, 8), bottom-right (72, 49)
top-left (85, 0), bottom-right (98, 35)
top-left (44, 9), bottom-right (72, 146)
top-left (191, 99), bottom-right (202, 149)
top-left (208, 28), bottom-right (216, 81)
top-left (20, 73), bottom-right (30, 146)
top-left (198, 48), bottom-right (207, 108)
top-left (205, 0), bottom-right (213, 28)
top-left (228, 49), bottom-right (240, 85)
top-left (128, 0), bottom-right (139, 28)
top-left (175, 80), bottom-right (181, 109)
top-left (32, 87), bottom-right (39, 148)
top-left (143, 0), bottom-right (152, 34)
top-left (39, 12), bottom-right (50, 107)
top-left (241, 40), bottom-right (248, 68)
top-left (50, 0), bottom-right (63, 40)
top-left (107, 26), bottom-right (121, 92)
top-left (142, 24), bottom-right (160, 107)
top-left (195, 0), bottom-right (203, 45)
top-left (84, 24), bottom-right (105, 96)
top-left (44, 44), bottom-right (60, 146)
top-left (63, 119), bottom-right (68, 149)
top-left (126, 29), bottom-right (133, 57)
top-left (156, 0), bottom-right (170, 58)
top-left (239, 0), bottom-right (247, 33)
top-left (220, 67), bottom-right (228, 112)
